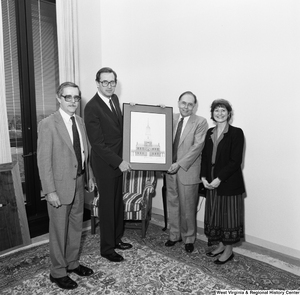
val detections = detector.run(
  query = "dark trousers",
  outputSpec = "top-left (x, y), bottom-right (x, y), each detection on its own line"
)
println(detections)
top-left (97, 175), bottom-right (124, 254)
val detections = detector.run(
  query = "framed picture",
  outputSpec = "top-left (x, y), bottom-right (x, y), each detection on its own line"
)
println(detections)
top-left (123, 103), bottom-right (173, 171)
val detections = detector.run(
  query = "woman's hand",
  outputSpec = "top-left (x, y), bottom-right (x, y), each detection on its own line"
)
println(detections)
top-left (210, 178), bottom-right (221, 189)
top-left (202, 178), bottom-right (213, 190)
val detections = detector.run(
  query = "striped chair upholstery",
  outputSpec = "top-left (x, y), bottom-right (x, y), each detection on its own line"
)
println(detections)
top-left (90, 185), bottom-right (99, 234)
top-left (90, 171), bottom-right (157, 236)
top-left (123, 170), bottom-right (157, 238)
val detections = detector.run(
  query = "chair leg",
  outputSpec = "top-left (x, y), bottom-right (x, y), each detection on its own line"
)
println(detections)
top-left (141, 219), bottom-right (146, 238)
top-left (161, 174), bottom-right (168, 231)
top-left (91, 216), bottom-right (95, 235)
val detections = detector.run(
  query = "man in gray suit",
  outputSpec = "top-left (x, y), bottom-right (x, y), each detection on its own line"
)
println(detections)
top-left (37, 82), bottom-right (95, 290)
top-left (165, 91), bottom-right (208, 253)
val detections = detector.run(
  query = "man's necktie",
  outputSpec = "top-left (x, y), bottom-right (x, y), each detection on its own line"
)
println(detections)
top-left (109, 98), bottom-right (118, 118)
top-left (173, 118), bottom-right (184, 163)
top-left (71, 116), bottom-right (82, 175)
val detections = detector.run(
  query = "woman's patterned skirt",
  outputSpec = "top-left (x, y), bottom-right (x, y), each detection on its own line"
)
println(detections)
top-left (204, 189), bottom-right (245, 246)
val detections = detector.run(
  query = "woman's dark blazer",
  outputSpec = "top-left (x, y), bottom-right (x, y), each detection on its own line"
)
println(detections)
top-left (200, 124), bottom-right (245, 196)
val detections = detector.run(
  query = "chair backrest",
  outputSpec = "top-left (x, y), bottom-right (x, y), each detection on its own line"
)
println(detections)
top-left (123, 170), bottom-right (156, 194)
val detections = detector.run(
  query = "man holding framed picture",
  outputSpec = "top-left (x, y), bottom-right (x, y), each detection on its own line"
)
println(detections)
top-left (165, 91), bottom-right (208, 253)
top-left (84, 67), bottom-right (132, 262)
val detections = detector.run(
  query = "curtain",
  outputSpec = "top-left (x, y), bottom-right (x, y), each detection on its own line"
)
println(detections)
top-left (56, 0), bottom-right (79, 85)
top-left (0, 1), bottom-right (12, 164)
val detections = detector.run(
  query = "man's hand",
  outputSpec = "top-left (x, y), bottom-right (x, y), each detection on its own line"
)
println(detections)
top-left (88, 178), bottom-right (95, 192)
top-left (167, 163), bottom-right (180, 174)
top-left (45, 192), bottom-right (61, 208)
top-left (119, 160), bottom-right (132, 172)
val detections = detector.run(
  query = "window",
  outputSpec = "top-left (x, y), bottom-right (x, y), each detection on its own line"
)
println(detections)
top-left (1, 0), bottom-right (58, 231)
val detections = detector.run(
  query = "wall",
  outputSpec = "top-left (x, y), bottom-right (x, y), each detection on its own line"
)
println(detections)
top-left (77, 0), bottom-right (300, 258)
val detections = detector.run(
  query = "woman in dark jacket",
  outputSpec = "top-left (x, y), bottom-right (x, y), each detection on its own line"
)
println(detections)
top-left (200, 99), bottom-right (245, 265)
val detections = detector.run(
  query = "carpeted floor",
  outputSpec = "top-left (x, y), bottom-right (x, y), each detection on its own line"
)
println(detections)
top-left (1, 223), bottom-right (299, 294)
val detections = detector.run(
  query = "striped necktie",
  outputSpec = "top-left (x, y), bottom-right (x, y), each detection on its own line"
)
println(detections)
top-left (109, 98), bottom-right (118, 118)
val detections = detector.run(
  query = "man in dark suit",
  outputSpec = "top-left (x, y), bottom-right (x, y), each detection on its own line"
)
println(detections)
top-left (37, 82), bottom-right (95, 290)
top-left (84, 67), bottom-right (132, 262)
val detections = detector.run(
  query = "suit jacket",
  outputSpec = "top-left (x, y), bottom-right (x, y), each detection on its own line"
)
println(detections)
top-left (174, 113), bottom-right (208, 185)
top-left (37, 111), bottom-right (93, 204)
top-left (200, 124), bottom-right (245, 196)
top-left (84, 93), bottom-right (123, 179)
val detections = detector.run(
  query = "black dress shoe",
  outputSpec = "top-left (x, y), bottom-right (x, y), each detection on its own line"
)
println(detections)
top-left (50, 275), bottom-right (78, 290)
top-left (67, 264), bottom-right (94, 276)
top-left (214, 253), bottom-right (234, 265)
top-left (101, 251), bottom-right (124, 262)
top-left (115, 241), bottom-right (133, 250)
top-left (185, 243), bottom-right (194, 253)
top-left (165, 239), bottom-right (182, 247)
top-left (206, 250), bottom-right (225, 257)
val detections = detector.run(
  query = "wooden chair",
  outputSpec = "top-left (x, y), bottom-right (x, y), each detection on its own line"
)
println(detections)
top-left (89, 171), bottom-right (157, 237)
top-left (123, 170), bottom-right (157, 238)
top-left (88, 185), bottom-right (99, 235)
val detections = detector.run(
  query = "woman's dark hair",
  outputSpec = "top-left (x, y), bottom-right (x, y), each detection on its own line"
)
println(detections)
top-left (210, 99), bottom-right (233, 122)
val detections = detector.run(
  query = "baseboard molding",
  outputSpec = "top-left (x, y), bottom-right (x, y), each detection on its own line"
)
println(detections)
top-left (242, 233), bottom-right (300, 262)
top-left (152, 207), bottom-right (300, 262)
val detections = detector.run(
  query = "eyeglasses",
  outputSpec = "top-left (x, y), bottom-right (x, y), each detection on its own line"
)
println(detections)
top-left (99, 80), bottom-right (116, 87)
top-left (61, 95), bottom-right (81, 102)
top-left (179, 101), bottom-right (195, 109)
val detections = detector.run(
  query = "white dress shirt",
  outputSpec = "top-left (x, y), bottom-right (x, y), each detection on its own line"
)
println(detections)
top-left (175, 115), bottom-right (190, 137)
top-left (97, 91), bottom-right (117, 112)
top-left (59, 108), bottom-right (85, 169)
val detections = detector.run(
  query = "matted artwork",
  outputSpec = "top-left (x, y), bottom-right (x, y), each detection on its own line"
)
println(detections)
top-left (123, 103), bottom-right (173, 171)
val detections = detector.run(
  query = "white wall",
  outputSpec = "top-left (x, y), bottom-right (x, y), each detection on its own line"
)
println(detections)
top-left (77, 0), bottom-right (300, 258)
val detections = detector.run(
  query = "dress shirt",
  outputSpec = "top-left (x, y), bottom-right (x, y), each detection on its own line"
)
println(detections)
top-left (175, 115), bottom-right (190, 136)
top-left (211, 123), bottom-right (229, 164)
top-left (59, 108), bottom-right (85, 169)
top-left (97, 91), bottom-right (116, 111)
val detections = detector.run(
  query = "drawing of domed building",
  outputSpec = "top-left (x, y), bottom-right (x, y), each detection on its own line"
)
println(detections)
top-left (132, 121), bottom-right (164, 157)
